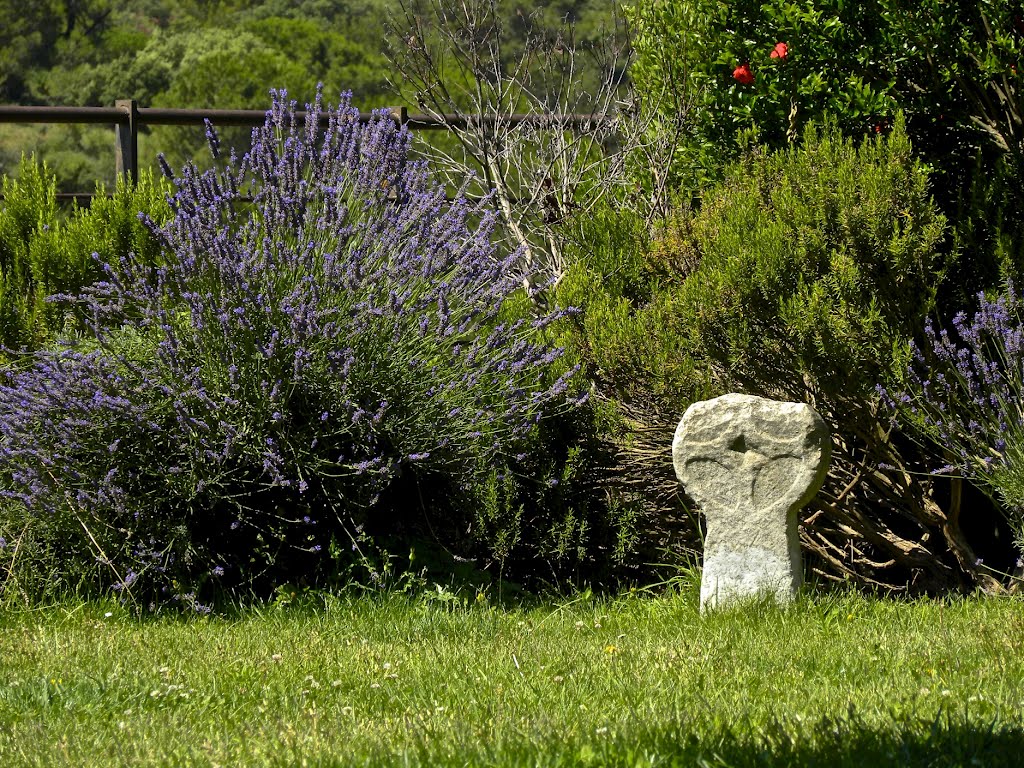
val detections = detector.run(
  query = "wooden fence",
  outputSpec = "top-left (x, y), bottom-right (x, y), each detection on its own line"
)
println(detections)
top-left (0, 101), bottom-right (609, 201)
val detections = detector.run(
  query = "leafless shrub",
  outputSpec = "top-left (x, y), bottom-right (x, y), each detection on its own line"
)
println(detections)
top-left (385, 0), bottom-right (691, 292)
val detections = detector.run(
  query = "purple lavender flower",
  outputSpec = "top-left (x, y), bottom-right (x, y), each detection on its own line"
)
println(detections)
top-left (0, 88), bottom-right (582, 606)
top-left (883, 284), bottom-right (1024, 532)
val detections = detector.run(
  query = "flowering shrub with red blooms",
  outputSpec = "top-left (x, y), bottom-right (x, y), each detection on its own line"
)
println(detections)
top-left (630, 0), bottom-right (1023, 190)
top-left (732, 62), bottom-right (754, 84)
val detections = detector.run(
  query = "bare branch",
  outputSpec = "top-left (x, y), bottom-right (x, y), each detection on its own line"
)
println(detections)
top-left (385, 0), bottom-right (692, 296)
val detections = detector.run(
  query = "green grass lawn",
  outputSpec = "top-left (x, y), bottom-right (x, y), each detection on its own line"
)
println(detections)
top-left (1, 580), bottom-right (1023, 767)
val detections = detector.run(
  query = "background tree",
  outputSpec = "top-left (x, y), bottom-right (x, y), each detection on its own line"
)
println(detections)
top-left (0, 0), bottom-right (395, 187)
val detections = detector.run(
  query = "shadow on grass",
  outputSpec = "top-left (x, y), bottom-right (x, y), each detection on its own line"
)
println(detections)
top-left (374, 710), bottom-right (1024, 768)
top-left (679, 716), bottom-right (1020, 767)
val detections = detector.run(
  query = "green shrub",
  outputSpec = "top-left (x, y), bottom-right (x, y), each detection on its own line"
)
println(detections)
top-left (463, 401), bottom-right (643, 589)
top-left (558, 117), bottom-right (1003, 591)
top-left (0, 156), bottom-right (170, 359)
top-left (0, 157), bottom-right (56, 352)
top-left (625, 0), bottom-right (906, 189)
top-left (665, 116), bottom-right (945, 399)
top-left (554, 205), bottom-right (714, 568)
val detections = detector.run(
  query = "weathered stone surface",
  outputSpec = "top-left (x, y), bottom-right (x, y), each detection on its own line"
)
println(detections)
top-left (672, 394), bottom-right (830, 610)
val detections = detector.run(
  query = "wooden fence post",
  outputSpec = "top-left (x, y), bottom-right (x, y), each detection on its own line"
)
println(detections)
top-left (114, 99), bottom-right (138, 182)
top-left (389, 106), bottom-right (408, 127)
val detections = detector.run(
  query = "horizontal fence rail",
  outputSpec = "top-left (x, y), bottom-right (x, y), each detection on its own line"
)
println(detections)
top-left (0, 101), bottom-right (613, 200)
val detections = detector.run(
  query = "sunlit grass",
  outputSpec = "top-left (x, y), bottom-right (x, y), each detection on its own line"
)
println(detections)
top-left (2, 579), bottom-right (1023, 766)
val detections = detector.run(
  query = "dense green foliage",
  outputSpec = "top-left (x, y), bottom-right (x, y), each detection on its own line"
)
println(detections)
top-left (0, 156), bottom-right (169, 358)
top-left (627, 0), bottom-right (1024, 192)
top-left (654, 117), bottom-right (945, 406)
top-left (563, 116), bottom-right (947, 424)
top-left (0, 0), bottom-right (393, 107)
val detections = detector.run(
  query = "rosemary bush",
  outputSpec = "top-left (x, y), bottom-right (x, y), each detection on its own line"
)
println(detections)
top-left (557, 117), bottom-right (986, 591)
top-left (0, 91), bottom-right (583, 606)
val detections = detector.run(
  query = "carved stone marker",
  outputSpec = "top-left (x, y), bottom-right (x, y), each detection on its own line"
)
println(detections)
top-left (672, 394), bottom-right (830, 610)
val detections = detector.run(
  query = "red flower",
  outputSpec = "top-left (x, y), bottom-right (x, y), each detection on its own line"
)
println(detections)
top-left (733, 63), bottom-right (754, 85)
top-left (769, 42), bottom-right (788, 60)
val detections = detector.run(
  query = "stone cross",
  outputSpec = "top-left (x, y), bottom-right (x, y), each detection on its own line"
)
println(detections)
top-left (672, 393), bottom-right (830, 610)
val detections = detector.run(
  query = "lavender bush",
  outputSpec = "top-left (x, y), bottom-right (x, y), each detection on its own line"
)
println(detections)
top-left (0, 90), bottom-right (584, 604)
top-left (881, 285), bottom-right (1024, 552)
